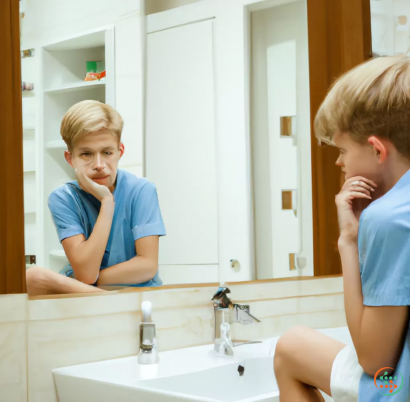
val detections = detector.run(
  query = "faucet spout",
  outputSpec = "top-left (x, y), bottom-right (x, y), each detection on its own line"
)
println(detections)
top-left (211, 287), bottom-right (261, 356)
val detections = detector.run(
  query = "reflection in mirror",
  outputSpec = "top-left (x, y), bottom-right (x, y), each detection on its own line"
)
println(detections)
top-left (20, 0), bottom-right (170, 297)
top-left (18, 0), bottom-right (375, 297)
top-left (19, 0), bottom-right (315, 297)
top-left (250, 0), bottom-right (313, 280)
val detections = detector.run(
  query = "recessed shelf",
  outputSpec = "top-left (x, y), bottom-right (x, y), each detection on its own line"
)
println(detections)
top-left (44, 30), bottom-right (106, 51)
top-left (44, 80), bottom-right (105, 94)
top-left (41, 27), bottom-right (114, 274)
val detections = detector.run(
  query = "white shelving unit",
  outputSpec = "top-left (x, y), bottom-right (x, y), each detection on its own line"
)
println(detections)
top-left (44, 80), bottom-right (106, 94)
top-left (40, 28), bottom-right (115, 272)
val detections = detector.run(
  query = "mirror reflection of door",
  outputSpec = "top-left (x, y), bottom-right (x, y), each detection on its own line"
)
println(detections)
top-left (250, 1), bottom-right (313, 280)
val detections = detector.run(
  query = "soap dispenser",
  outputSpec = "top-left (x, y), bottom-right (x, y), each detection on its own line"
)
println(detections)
top-left (138, 301), bottom-right (159, 364)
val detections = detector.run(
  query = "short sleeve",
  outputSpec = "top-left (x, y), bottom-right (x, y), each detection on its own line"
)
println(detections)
top-left (130, 182), bottom-right (166, 241)
top-left (48, 190), bottom-right (85, 243)
top-left (361, 218), bottom-right (410, 306)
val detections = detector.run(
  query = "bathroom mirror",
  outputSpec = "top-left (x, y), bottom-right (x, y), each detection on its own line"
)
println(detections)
top-left (15, 0), bottom-right (376, 297)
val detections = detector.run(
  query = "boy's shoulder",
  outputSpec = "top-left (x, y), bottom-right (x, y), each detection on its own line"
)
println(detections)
top-left (118, 169), bottom-right (156, 199)
top-left (118, 169), bottom-right (153, 194)
top-left (48, 182), bottom-right (77, 203)
top-left (361, 170), bottom-right (410, 231)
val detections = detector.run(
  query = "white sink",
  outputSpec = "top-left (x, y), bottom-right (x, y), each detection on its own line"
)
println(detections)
top-left (53, 327), bottom-right (352, 402)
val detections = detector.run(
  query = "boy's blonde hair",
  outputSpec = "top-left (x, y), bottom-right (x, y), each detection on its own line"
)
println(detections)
top-left (61, 100), bottom-right (124, 151)
top-left (315, 55), bottom-right (410, 159)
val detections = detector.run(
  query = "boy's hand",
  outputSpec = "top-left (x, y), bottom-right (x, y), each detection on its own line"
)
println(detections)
top-left (75, 168), bottom-right (114, 203)
top-left (335, 176), bottom-right (377, 241)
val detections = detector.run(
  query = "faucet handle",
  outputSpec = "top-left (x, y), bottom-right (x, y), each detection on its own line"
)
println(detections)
top-left (211, 287), bottom-right (234, 309)
top-left (234, 304), bottom-right (261, 325)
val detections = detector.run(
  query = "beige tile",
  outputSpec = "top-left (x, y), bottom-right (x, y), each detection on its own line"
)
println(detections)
top-left (237, 293), bottom-right (344, 322)
top-left (154, 306), bottom-right (214, 351)
top-left (0, 321), bottom-right (27, 402)
top-left (230, 277), bottom-right (343, 302)
top-left (28, 292), bottom-right (141, 321)
top-left (297, 277), bottom-right (344, 297)
top-left (142, 286), bottom-right (218, 310)
top-left (297, 294), bottom-right (344, 314)
top-left (230, 280), bottom-right (300, 302)
top-left (244, 298), bottom-right (298, 319)
top-left (232, 310), bottom-right (347, 341)
top-left (0, 294), bottom-right (27, 323)
top-left (28, 312), bottom-right (140, 402)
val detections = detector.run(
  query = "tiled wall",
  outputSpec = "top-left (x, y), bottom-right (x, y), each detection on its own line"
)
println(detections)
top-left (0, 276), bottom-right (345, 402)
top-left (0, 294), bottom-right (28, 402)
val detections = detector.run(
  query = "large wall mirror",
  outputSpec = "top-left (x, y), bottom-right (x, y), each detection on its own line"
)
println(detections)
top-left (2, 0), bottom-right (386, 296)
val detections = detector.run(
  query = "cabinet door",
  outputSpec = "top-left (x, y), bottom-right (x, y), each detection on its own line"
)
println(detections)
top-left (146, 19), bottom-right (218, 266)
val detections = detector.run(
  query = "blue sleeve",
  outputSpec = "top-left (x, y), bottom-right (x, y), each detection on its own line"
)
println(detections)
top-left (130, 182), bottom-right (166, 241)
top-left (361, 219), bottom-right (410, 306)
top-left (48, 190), bottom-right (85, 243)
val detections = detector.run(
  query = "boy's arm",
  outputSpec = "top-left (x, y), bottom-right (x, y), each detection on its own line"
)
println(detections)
top-left (62, 198), bottom-right (115, 284)
top-left (338, 237), bottom-right (409, 376)
top-left (96, 235), bottom-right (159, 285)
top-left (62, 168), bottom-right (115, 285)
top-left (336, 175), bottom-right (409, 376)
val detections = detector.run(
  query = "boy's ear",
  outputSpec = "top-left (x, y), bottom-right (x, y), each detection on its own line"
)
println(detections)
top-left (368, 136), bottom-right (388, 163)
top-left (119, 143), bottom-right (125, 158)
top-left (64, 150), bottom-right (75, 168)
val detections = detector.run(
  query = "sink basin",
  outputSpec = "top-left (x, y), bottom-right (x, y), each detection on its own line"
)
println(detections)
top-left (134, 357), bottom-right (278, 402)
top-left (53, 327), bottom-right (352, 402)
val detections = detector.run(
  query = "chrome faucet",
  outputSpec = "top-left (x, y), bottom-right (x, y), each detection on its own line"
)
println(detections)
top-left (211, 286), bottom-right (261, 356)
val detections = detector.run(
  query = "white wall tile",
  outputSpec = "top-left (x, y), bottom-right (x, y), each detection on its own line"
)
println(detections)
top-left (0, 294), bottom-right (27, 323)
top-left (28, 312), bottom-right (140, 402)
top-left (0, 322), bottom-right (27, 402)
top-left (28, 292), bottom-right (140, 321)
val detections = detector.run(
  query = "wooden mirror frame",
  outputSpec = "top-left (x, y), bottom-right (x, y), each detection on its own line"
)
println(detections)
top-left (0, 0), bottom-right (26, 294)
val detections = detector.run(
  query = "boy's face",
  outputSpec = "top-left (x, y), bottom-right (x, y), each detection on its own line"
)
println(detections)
top-left (65, 129), bottom-right (124, 191)
top-left (333, 132), bottom-right (383, 182)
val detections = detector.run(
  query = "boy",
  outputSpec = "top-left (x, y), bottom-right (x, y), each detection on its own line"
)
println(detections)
top-left (274, 55), bottom-right (410, 401)
top-left (26, 100), bottom-right (166, 296)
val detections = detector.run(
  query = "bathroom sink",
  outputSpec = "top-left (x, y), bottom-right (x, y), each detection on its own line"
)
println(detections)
top-left (53, 327), bottom-right (351, 402)
top-left (134, 357), bottom-right (279, 402)
top-left (54, 340), bottom-right (278, 402)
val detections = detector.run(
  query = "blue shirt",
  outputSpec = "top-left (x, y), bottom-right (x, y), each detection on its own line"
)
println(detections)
top-left (358, 168), bottom-right (410, 401)
top-left (48, 169), bottom-right (166, 287)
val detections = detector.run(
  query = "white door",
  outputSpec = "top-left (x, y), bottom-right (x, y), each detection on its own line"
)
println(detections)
top-left (251, 0), bottom-right (314, 279)
top-left (145, 18), bottom-right (219, 284)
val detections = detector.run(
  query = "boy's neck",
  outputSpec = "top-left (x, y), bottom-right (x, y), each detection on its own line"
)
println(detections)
top-left (374, 160), bottom-right (410, 199)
